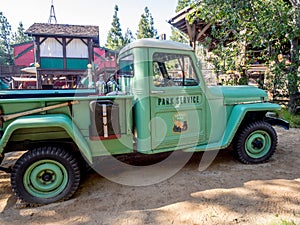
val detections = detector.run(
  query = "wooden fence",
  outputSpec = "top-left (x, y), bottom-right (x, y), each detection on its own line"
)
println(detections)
top-left (0, 65), bottom-right (24, 77)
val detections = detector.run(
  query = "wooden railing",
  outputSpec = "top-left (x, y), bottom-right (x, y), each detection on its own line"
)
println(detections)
top-left (0, 65), bottom-right (24, 77)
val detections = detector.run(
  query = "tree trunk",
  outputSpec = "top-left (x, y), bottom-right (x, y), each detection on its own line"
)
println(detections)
top-left (288, 1), bottom-right (300, 113)
top-left (289, 92), bottom-right (300, 113)
top-left (289, 38), bottom-right (300, 113)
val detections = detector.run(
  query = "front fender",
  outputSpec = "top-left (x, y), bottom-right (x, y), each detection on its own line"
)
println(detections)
top-left (221, 103), bottom-right (282, 147)
top-left (0, 114), bottom-right (92, 164)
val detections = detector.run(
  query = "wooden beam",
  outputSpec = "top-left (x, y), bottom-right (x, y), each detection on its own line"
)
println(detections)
top-left (39, 37), bottom-right (47, 45)
top-left (66, 38), bottom-right (73, 45)
top-left (35, 37), bottom-right (42, 89)
top-left (36, 69), bottom-right (86, 75)
top-left (35, 37), bottom-right (41, 65)
top-left (88, 39), bottom-right (93, 65)
top-left (196, 23), bottom-right (212, 41)
top-left (63, 38), bottom-right (67, 70)
top-left (81, 38), bottom-right (88, 46)
top-left (186, 20), bottom-right (198, 49)
top-left (186, 20), bottom-right (194, 42)
top-left (1, 101), bottom-right (79, 122)
top-left (55, 37), bottom-right (63, 45)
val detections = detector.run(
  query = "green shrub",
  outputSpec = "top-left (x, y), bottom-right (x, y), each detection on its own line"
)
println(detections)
top-left (277, 108), bottom-right (300, 128)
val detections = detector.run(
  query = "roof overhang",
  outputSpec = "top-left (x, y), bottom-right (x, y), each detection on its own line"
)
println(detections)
top-left (168, 5), bottom-right (213, 49)
top-left (26, 23), bottom-right (99, 45)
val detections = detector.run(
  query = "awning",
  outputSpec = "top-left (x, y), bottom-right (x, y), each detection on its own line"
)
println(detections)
top-left (21, 66), bottom-right (37, 74)
top-left (12, 77), bottom-right (37, 82)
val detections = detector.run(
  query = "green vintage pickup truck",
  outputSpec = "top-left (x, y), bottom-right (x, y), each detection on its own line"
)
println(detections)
top-left (0, 39), bottom-right (289, 205)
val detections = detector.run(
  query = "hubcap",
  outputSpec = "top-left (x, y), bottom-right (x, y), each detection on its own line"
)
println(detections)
top-left (245, 130), bottom-right (271, 158)
top-left (24, 160), bottom-right (68, 199)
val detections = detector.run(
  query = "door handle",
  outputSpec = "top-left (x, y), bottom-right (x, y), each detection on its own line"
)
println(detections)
top-left (151, 90), bottom-right (165, 94)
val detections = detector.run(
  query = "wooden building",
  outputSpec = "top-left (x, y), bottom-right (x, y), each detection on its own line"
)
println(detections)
top-left (12, 41), bottom-right (118, 89)
top-left (25, 23), bottom-right (99, 89)
top-left (93, 46), bottom-right (118, 80)
top-left (13, 41), bottom-right (118, 78)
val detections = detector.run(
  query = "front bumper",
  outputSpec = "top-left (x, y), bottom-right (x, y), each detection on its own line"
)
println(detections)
top-left (265, 113), bottom-right (290, 130)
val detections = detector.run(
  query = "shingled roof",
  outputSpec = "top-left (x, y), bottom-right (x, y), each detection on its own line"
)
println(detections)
top-left (26, 23), bottom-right (99, 44)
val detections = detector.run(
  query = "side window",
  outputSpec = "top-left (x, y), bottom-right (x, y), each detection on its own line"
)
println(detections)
top-left (153, 53), bottom-right (198, 87)
top-left (117, 54), bottom-right (134, 94)
top-left (119, 54), bottom-right (134, 77)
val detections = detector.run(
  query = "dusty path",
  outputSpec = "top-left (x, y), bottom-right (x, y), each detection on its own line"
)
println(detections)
top-left (0, 127), bottom-right (299, 225)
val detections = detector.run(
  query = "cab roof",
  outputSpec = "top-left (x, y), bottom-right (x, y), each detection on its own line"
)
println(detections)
top-left (119, 38), bottom-right (193, 56)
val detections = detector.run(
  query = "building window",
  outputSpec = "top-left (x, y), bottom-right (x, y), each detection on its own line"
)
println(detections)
top-left (40, 38), bottom-right (63, 57)
top-left (66, 39), bottom-right (88, 58)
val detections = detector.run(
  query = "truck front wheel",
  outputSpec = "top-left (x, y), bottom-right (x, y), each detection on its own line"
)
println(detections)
top-left (11, 146), bottom-right (81, 205)
top-left (234, 121), bottom-right (277, 164)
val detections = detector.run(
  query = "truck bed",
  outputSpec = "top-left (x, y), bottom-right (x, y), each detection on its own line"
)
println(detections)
top-left (0, 89), bottom-right (95, 99)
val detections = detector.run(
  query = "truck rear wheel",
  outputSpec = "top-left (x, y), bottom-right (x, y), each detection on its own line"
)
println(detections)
top-left (11, 146), bottom-right (81, 205)
top-left (234, 121), bottom-right (277, 164)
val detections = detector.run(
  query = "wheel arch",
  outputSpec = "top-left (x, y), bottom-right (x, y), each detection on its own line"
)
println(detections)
top-left (222, 103), bottom-right (281, 148)
top-left (0, 114), bottom-right (92, 164)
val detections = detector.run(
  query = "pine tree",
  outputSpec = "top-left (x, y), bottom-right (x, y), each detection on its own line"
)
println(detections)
top-left (12, 22), bottom-right (32, 44)
top-left (0, 12), bottom-right (13, 65)
top-left (123, 28), bottom-right (135, 46)
top-left (105, 5), bottom-right (124, 51)
top-left (136, 7), bottom-right (157, 39)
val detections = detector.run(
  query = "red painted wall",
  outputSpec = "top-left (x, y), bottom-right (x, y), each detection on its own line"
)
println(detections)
top-left (13, 42), bottom-right (35, 66)
top-left (93, 47), bottom-right (117, 70)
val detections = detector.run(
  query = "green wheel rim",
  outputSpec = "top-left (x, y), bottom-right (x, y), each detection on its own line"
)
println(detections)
top-left (245, 130), bottom-right (271, 159)
top-left (23, 160), bottom-right (68, 199)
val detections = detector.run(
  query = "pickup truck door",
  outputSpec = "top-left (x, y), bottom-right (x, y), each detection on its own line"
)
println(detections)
top-left (149, 51), bottom-right (206, 150)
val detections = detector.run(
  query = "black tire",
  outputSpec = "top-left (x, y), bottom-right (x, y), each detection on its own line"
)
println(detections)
top-left (234, 121), bottom-right (277, 164)
top-left (11, 146), bottom-right (81, 205)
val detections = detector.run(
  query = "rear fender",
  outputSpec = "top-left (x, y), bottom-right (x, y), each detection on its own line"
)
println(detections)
top-left (0, 114), bottom-right (92, 164)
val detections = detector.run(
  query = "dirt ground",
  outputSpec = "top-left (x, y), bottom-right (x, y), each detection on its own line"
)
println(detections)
top-left (0, 127), bottom-right (299, 225)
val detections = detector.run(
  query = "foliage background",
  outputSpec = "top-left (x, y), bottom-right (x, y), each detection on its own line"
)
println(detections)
top-left (186, 0), bottom-right (300, 112)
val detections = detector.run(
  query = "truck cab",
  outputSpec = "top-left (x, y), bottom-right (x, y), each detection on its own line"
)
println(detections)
top-left (0, 39), bottom-right (289, 206)
top-left (118, 40), bottom-right (207, 152)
